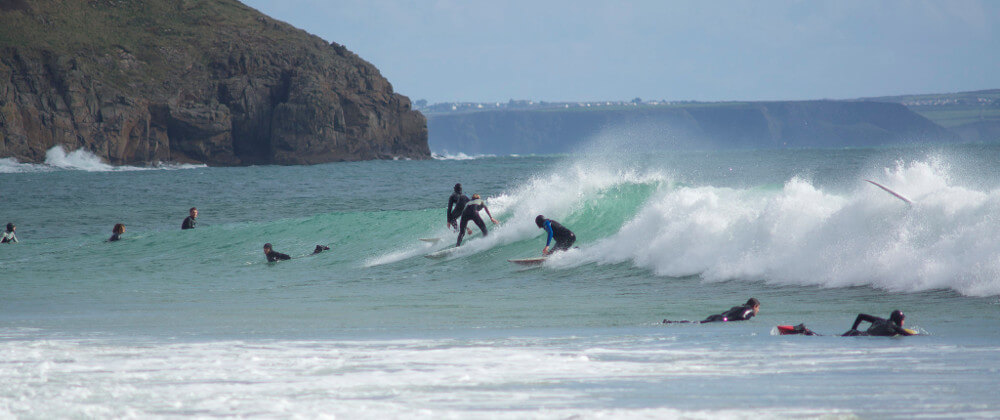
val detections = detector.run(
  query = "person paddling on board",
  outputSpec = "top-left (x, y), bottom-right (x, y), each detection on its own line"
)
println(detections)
top-left (446, 183), bottom-right (472, 234)
top-left (535, 215), bottom-right (575, 255)
top-left (663, 298), bottom-right (760, 324)
top-left (263, 243), bottom-right (291, 262)
top-left (842, 310), bottom-right (913, 336)
top-left (456, 194), bottom-right (498, 246)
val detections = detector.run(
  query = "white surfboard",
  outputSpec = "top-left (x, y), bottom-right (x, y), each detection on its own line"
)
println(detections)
top-left (424, 246), bottom-right (459, 259)
top-left (507, 257), bottom-right (547, 266)
top-left (419, 238), bottom-right (441, 243)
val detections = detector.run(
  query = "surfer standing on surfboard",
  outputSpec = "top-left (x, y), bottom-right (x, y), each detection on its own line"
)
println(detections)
top-left (535, 215), bottom-right (575, 255)
top-left (446, 183), bottom-right (473, 234)
top-left (456, 194), bottom-right (498, 246)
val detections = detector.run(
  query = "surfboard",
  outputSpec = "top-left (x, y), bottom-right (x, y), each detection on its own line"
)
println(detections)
top-left (865, 179), bottom-right (912, 205)
top-left (507, 257), bottom-right (547, 266)
top-left (424, 246), bottom-right (459, 259)
top-left (419, 238), bottom-right (441, 243)
top-left (776, 325), bottom-right (918, 336)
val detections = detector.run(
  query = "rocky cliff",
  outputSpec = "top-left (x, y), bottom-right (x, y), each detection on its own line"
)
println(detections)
top-left (428, 101), bottom-right (959, 155)
top-left (0, 0), bottom-right (429, 165)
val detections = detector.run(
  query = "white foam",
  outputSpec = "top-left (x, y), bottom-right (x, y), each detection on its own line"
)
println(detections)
top-left (2, 335), bottom-right (994, 418)
top-left (432, 151), bottom-right (495, 160)
top-left (0, 157), bottom-right (50, 173)
top-left (568, 159), bottom-right (1000, 296)
top-left (35, 146), bottom-right (206, 172)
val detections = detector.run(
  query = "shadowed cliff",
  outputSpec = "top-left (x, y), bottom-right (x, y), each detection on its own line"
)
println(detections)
top-left (0, 0), bottom-right (429, 165)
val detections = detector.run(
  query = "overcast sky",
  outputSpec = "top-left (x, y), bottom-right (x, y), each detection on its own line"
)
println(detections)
top-left (240, 0), bottom-right (999, 104)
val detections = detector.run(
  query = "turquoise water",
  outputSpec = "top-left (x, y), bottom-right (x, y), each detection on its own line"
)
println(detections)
top-left (2, 144), bottom-right (1000, 418)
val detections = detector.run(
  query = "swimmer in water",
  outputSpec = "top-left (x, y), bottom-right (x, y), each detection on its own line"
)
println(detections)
top-left (1, 223), bottom-right (18, 244)
top-left (181, 207), bottom-right (197, 230)
top-left (263, 243), bottom-right (291, 262)
top-left (109, 223), bottom-right (125, 242)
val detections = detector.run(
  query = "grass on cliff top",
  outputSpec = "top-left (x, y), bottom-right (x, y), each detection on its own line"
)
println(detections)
top-left (0, 0), bottom-right (322, 91)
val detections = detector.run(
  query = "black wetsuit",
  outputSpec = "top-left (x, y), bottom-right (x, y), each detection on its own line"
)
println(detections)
top-left (265, 249), bottom-right (291, 262)
top-left (456, 199), bottom-right (491, 246)
top-left (181, 216), bottom-right (196, 230)
top-left (700, 304), bottom-right (757, 323)
top-left (447, 192), bottom-right (470, 230)
top-left (109, 233), bottom-right (121, 242)
top-left (842, 314), bottom-right (912, 336)
top-left (542, 219), bottom-right (575, 251)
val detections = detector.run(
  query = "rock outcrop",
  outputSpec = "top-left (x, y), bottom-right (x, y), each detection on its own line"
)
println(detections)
top-left (0, 0), bottom-right (429, 165)
top-left (427, 101), bottom-right (959, 155)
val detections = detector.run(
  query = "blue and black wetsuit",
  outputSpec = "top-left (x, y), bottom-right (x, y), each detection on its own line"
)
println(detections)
top-left (456, 199), bottom-right (493, 246)
top-left (447, 192), bottom-right (470, 230)
top-left (542, 219), bottom-right (575, 251)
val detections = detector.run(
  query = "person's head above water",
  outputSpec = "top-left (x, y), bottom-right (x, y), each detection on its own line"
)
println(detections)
top-left (113, 223), bottom-right (125, 235)
top-left (472, 193), bottom-right (481, 200)
top-left (889, 310), bottom-right (905, 326)
top-left (263, 243), bottom-right (272, 251)
top-left (189, 207), bottom-right (198, 218)
top-left (5, 223), bottom-right (13, 232)
top-left (746, 297), bottom-right (761, 314)
top-left (454, 183), bottom-right (462, 193)
top-left (535, 215), bottom-right (545, 228)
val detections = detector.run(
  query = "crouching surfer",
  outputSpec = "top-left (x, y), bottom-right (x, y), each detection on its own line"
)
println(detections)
top-left (456, 194), bottom-right (498, 246)
top-left (535, 215), bottom-right (575, 255)
top-left (663, 298), bottom-right (760, 324)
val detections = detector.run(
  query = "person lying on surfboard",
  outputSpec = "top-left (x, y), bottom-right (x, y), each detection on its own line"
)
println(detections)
top-left (663, 298), bottom-right (760, 324)
top-left (842, 310), bottom-right (913, 336)
top-left (535, 215), bottom-right (575, 255)
top-left (456, 194), bottom-right (498, 246)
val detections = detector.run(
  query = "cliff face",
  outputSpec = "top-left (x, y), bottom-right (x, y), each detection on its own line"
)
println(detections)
top-left (428, 101), bottom-right (959, 155)
top-left (0, 0), bottom-right (429, 165)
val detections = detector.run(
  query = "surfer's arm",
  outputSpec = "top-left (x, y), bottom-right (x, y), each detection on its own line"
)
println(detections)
top-left (446, 196), bottom-right (456, 221)
top-left (544, 222), bottom-right (554, 246)
top-left (850, 314), bottom-right (879, 331)
top-left (483, 206), bottom-right (498, 224)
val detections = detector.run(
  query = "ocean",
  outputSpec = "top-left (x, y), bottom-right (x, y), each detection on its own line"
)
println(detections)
top-left (2, 142), bottom-right (1000, 418)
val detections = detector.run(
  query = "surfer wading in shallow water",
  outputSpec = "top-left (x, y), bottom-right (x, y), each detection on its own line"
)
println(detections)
top-left (663, 298), bottom-right (760, 324)
top-left (535, 215), bottom-right (575, 255)
top-left (456, 194), bottom-right (498, 246)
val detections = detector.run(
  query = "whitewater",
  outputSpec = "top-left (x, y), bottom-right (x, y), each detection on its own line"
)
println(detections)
top-left (2, 144), bottom-right (1000, 418)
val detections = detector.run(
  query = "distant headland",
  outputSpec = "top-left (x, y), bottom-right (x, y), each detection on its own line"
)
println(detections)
top-left (0, 0), bottom-right (429, 166)
top-left (423, 90), bottom-right (999, 155)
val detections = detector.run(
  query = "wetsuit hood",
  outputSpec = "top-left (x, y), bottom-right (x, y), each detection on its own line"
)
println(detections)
top-left (5, 223), bottom-right (13, 232)
top-left (535, 215), bottom-right (545, 228)
top-left (454, 183), bottom-right (462, 193)
top-left (890, 310), bottom-right (905, 325)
